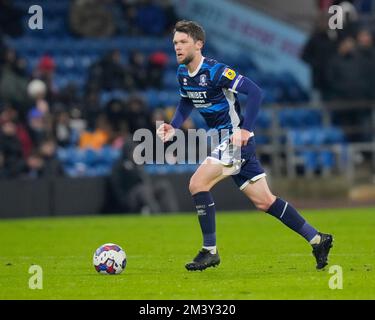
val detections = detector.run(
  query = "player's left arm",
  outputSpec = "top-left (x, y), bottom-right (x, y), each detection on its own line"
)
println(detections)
top-left (217, 67), bottom-right (263, 146)
top-left (235, 76), bottom-right (263, 132)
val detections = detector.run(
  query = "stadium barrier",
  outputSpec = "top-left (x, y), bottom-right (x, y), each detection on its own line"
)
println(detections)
top-left (0, 174), bottom-right (254, 219)
top-left (0, 179), bottom-right (50, 218)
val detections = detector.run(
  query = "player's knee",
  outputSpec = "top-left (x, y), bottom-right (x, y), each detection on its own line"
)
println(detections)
top-left (189, 176), bottom-right (209, 195)
top-left (255, 194), bottom-right (276, 212)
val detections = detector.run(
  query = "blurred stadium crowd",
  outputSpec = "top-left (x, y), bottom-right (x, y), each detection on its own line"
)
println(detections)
top-left (0, 0), bottom-right (374, 201)
top-left (0, 0), bottom-right (183, 180)
top-left (303, 0), bottom-right (375, 102)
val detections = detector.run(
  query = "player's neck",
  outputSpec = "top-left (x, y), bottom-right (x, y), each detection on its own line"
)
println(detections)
top-left (187, 54), bottom-right (204, 76)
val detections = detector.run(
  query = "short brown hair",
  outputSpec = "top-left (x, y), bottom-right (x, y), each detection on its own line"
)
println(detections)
top-left (173, 20), bottom-right (205, 44)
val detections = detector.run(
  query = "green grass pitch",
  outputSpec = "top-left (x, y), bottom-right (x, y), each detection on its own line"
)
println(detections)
top-left (0, 207), bottom-right (374, 300)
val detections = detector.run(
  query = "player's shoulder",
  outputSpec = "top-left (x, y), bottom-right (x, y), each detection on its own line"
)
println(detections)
top-left (203, 57), bottom-right (230, 82)
top-left (203, 57), bottom-right (226, 71)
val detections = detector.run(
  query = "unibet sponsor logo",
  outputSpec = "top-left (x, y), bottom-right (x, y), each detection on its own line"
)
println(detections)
top-left (187, 91), bottom-right (208, 99)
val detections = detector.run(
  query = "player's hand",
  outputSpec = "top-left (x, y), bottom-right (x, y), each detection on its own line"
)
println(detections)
top-left (156, 123), bottom-right (175, 143)
top-left (231, 129), bottom-right (252, 147)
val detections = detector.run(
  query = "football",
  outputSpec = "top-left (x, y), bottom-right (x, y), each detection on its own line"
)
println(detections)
top-left (93, 243), bottom-right (127, 275)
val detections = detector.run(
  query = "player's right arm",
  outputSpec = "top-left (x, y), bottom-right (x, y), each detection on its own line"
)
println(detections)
top-left (156, 97), bottom-right (194, 143)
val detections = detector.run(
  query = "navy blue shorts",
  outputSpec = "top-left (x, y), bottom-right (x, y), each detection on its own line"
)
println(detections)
top-left (209, 136), bottom-right (266, 190)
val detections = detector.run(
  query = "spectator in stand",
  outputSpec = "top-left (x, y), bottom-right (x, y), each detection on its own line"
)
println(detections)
top-left (21, 151), bottom-right (45, 179)
top-left (150, 108), bottom-right (167, 163)
top-left (53, 111), bottom-right (76, 147)
top-left (135, 0), bottom-right (167, 36)
top-left (0, 31), bottom-right (5, 60)
top-left (0, 0), bottom-right (24, 37)
top-left (87, 50), bottom-right (133, 91)
top-left (69, 108), bottom-right (87, 140)
top-left (112, 120), bottom-right (130, 150)
top-left (326, 36), bottom-right (365, 100)
top-left (120, 0), bottom-right (142, 35)
top-left (125, 95), bottom-right (153, 134)
top-left (79, 113), bottom-right (112, 150)
top-left (356, 29), bottom-right (375, 100)
top-left (110, 138), bottom-right (179, 214)
top-left (353, 0), bottom-right (373, 13)
top-left (148, 51), bottom-right (169, 89)
top-left (326, 35), bottom-right (371, 140)
top-left (301, 14), bottom-right (338, 101)
top-left (317, 1), bottom-right (360, 38)
top-left (33, 55), bottom-right (57, 104)
top-left (101, 50), bottom-right (127, 90)
top-left (128, 50), bottom-right (150, 90)
top-left (336, 1), bottom-right (360, 40)
top-left (0, 104), bottom-right (33, 159)
top-left (69, 0), bottom-right (116, 38)
top-left (39, 139), bottom-right (64, 177)
top-left (57, 82), bottom-right (82, 111)
top-left (106, 99), bottom-right (127, 132)
top-left (27, 79), bottom-right (51, 122)
top-left (0, 149), bottom-right (7, 179)
top-left (160, 0), bottom-right (179, 34)
top-left (151, 107), bottom-right (167, 124)
top-left (27, 108), bottom-right (49, 147)
top-left (316, 0), bottom-right (335, 11)
top-left (0, 121), bottom-right (25, 178)
top-left (82, 91), bottom-right (101, 129)
top-left (0, 48), bottom-right (29, 110)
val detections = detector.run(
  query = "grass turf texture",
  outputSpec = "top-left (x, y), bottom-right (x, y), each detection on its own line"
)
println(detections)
top-left (0, 207), bottom-right (374, 300)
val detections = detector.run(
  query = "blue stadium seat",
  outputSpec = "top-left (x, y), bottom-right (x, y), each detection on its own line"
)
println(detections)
top-left (278, 72), bottom-right (309, 102)
top-left (287, 130), bottom-right (309, 146)
top-left (94, 165), bottom-right (112, 176)
top-left (256, 110), bottom-right (272, 129)
top-left (83, 149), bottom-right (98, 166)
top-left (63, 165), bottom-right (79, 178)
top-left (97, 146), bottom-right (121, 165)
top-left (163, 71), bottom-right (178, 89)
top-left (57, 147), bottom-right (70, 164)
top-left (157, 90), bottom-right (180, 107)
top-left (288, 127), bottom-right (346, 172)
top-left (301, 151), bottom-right (319, 171)
top-left (265, 88), bottom-right (280, 104)
top-left (301, 109), bottom-right (322, 127)
top-left (100, 90), bottom-right (128, 106)
top-left (147, 164), bottom-right (166, 174)
top-left (254, 135), bottom-right (270, 145)
top-left (54, 77), bottom-right (70, 90)
top-left (59, 146), bottom-right (122, 177)
top-left (320, 151), bottom-right (335, 169)
top-left (279, 108), bottom-right (322, 128)
top-left (174, 164), bottom-right (199, 173)
top-left (144, 164), bottom-right (198, 175)
top-left (63, 162), bottom-right (89, 178)
top-left (288, 127), bottom-right (345, 146)
top-left (143, 89), bottom-right (161, 109)
top-left (144, 164), bottom-right (157, 175)
top-left (325, 127), bottom-right (345, 144)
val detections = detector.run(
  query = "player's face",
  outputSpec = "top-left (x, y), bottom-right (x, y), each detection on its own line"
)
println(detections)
top-left (173, 31), bottom-right (202, 65)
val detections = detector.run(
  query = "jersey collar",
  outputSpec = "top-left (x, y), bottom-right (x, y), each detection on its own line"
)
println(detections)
top-left (188, 56), bottom-right (205, 77)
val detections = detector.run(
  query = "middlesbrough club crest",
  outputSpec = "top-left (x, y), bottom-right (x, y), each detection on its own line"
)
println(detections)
top-left (199, 74), bottom-right (207, 86)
